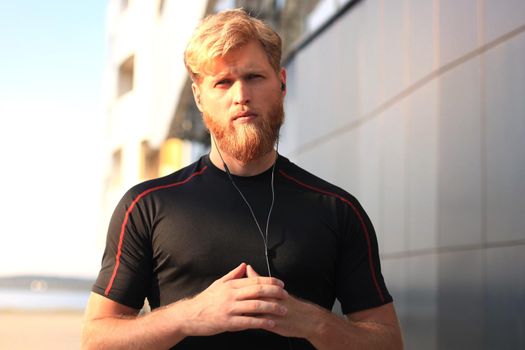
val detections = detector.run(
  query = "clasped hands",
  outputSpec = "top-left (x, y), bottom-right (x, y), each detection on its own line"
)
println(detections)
top-left (177, 262), bottom-right (319, 340)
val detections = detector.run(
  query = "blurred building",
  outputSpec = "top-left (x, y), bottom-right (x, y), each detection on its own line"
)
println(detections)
top-left (102, 0), bottom-right (525, 348)
top-left (102, 0), bottom-right (209, 223)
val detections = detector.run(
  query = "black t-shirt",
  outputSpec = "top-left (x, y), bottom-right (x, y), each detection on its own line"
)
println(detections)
top-left (93, 154), bottom-right (392, 349)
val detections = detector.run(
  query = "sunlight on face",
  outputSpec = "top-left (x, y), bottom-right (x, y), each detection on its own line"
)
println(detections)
top-left (197, 41), bottom-right (286, 162)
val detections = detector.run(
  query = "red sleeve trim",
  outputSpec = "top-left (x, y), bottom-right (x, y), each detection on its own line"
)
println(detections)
top-left (279, 169), bottom-right (386, 303)
top-left (104, 166), bottom-right (208, 297)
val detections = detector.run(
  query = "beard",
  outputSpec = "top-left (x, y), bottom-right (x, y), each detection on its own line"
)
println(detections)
top-left (203, 101), bottom-right (284, 163)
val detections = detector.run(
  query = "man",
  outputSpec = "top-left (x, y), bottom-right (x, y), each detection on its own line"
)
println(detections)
top-left (82, 8), bottom-right (403, 350)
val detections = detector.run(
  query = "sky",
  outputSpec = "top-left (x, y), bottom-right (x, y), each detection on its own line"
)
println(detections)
top-left (0, 1), bottom-right (108, 278)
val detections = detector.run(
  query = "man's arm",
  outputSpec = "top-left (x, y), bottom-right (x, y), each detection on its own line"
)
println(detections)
top-left (285, 300), bottom-right (403, 350)
top-left (246, 265), bottom-right (403, 349)
top-left (81, 263), bottom-right (288, 350)
top-left (81, 293), bottom-right (185, 350)
top-left (269, 295), bottom-right (403, 349)
top-left (269, 296), bottom-right (403, 350)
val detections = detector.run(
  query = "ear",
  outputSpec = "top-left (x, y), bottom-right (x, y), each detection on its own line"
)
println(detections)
top-left (279, 67), bottom-right (287, 97)
top-left (191, 82), bottom-right (203, 112)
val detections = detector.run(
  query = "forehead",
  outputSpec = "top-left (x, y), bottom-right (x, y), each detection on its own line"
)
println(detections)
top-left (206, 41), bottom-right (274, 78)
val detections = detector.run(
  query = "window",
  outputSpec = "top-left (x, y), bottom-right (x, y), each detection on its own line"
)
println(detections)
top-left (120, 0), bottom-right (129, 12)
top-left (117, 55), bottom-right (134, 97)
top-left (140, 141), bottom-right (160, 180)
top-left (158, 0), bottom-right (165, 16)
top-left (110, 148), bottom-right (123, 187)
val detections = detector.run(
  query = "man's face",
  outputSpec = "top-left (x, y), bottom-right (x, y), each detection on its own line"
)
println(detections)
top-left (193, 40), bottom-right (286, 163)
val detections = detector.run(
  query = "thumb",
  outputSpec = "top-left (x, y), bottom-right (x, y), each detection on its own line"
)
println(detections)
top-left (246, 264), bottom-right (261, 278)
top-left (219, 263), bottom-right (247, 282)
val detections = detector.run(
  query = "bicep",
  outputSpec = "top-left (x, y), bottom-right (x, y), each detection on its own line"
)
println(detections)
top-left (84, 292), bottom-right (140, 321)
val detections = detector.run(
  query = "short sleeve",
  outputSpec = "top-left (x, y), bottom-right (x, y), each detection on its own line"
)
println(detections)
top-left (91, 188), bottom-right (154, 309)
top-left (335, 197), bottom-right (393, 314)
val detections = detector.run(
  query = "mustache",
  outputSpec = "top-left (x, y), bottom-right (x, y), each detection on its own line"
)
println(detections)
top-left (232, 110), bottom-right (258, 120)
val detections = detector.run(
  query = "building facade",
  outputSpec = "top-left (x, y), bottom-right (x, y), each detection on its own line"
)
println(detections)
top-left (102, 0), bottom-right (209, 226)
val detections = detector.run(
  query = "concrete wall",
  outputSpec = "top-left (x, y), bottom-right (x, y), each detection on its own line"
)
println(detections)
top-left (280, 0), bottom-right (525, 348)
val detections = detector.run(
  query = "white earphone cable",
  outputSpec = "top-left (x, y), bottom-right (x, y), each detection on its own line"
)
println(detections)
top-left (212, 135), bottom-right (277, 277)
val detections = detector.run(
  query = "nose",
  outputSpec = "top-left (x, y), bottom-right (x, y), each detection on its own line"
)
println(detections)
top-left (232, 80), bottom-right (250, 105)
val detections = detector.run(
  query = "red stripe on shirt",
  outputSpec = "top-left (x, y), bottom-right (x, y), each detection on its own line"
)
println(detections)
top-left (279, 169), bottom-right (386, 303)
top-left (104, 166), bottom-right (208, 297)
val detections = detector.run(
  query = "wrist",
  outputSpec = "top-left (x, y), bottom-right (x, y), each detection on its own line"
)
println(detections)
top-left (304, 304), bottom-right (342, 345)
top-left (166, 297), bottom-right (194, 337)
top-left (301, 302), bottom-right (330, 342)
top-left (140, 298), bottom-right (193, 345)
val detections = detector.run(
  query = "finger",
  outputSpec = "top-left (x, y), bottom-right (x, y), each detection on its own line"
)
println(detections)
top-left (227, 315), bottom-right (276, 332)
top-left (229, 276), bottom-right (284, 289)
top-left (246, 264), bottom-right (260, 278)
top-left (219, 263), bottom-right (247, 282)
top-left (230, 300), bottom-right (288, 317)
top-left (236, 284), bottom-right (288, 301)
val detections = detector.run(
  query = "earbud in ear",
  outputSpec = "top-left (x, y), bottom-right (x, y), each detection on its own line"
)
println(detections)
top-left (281, 82), bottom-right (286, 91)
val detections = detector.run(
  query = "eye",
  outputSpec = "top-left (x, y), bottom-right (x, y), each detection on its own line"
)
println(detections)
top-left (214, 79), bottom-right (232, 87)
top-left (246, 74), bottom-right (263, 81)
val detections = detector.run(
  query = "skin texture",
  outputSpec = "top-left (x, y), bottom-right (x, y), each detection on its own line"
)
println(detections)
top-left (192, 40), bottom-right (286, 176)
top-left (81, 41), bottom-right (404, 349)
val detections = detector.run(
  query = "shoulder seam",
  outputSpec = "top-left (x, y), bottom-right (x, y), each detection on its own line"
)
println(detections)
top-left (279, 169), bottom-right (385, 303)
top-left (104, 166), bottom-right (208, 297)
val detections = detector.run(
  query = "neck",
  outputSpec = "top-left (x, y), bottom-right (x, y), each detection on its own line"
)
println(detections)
top-left (209, 142), bottom-right (277, 177)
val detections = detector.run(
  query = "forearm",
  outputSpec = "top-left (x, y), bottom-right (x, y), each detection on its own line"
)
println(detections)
top-left (82, 264), bottom-right (288, 349)
top-left (307, 307), bottom-right (403, 350)
top-left (81, 302), bottom-right (186, 350)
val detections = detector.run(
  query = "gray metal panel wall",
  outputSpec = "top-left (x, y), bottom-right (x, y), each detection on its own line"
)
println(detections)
top-left (280, 0), bottom-right (525, 348)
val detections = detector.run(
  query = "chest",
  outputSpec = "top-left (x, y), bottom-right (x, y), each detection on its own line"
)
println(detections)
top-left (149, 181), bottom-right (344, 305)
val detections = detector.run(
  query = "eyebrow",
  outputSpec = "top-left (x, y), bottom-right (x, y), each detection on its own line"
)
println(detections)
top-left (213, 68), bottom-right (266, 80)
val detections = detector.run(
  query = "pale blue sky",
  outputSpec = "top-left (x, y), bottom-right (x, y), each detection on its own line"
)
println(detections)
top-left (0, 1), bottom-right (106, 100)
top-left (0, 1), bottom-right (108, 278)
